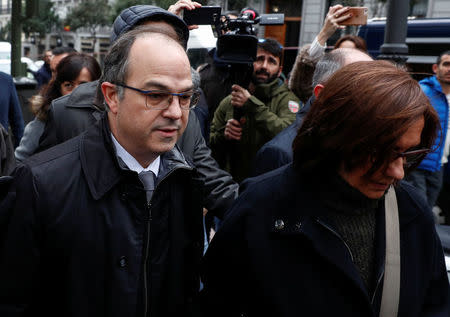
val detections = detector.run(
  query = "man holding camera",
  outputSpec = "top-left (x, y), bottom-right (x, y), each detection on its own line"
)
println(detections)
top-left (210, 38), bottom-right (299, 183)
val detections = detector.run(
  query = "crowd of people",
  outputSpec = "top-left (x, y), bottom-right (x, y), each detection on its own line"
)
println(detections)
top-left (0, 1), bottom-right (449, 316)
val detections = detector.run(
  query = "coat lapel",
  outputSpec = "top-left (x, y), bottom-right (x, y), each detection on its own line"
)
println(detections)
top-left (268, 170), bottom-right (371, 300)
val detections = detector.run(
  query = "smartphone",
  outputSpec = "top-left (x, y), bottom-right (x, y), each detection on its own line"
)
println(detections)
top-left (340, 7), bottom-right (368, 25)
top-left (183, 6), bottom-right (221, 25)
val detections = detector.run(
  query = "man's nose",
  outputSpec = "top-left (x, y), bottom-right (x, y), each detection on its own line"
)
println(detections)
top-left (163, 95), bottom-right (183, 119)
top-left (386, 157), bottom-right (405, 181)
top-left (261, 59), bottom-right (269, 69)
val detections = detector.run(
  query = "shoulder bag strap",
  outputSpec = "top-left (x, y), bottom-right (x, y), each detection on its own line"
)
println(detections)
top-left (380, 185), bottom-right (401, 317)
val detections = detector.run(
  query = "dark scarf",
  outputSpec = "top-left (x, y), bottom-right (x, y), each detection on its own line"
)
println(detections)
top-left (320, 174), bottom-right (382, 295)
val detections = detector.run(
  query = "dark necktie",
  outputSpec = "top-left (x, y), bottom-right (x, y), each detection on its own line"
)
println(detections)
top-left (138, 171), bottom-right (155, 203)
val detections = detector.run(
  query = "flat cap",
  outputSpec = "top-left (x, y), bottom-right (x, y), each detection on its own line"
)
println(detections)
top-left (110, 5), bottom-right (189, 48)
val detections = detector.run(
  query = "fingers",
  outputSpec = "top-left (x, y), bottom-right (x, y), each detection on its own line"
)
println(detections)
top-left (231, 84), bottom-right (243, 91)
top-left (224, 119), bottom-right (242, 140)
top-left (231, 85), bottom-right (249, 107)
top-left (168, 0), bottom-right (202, 16)
top-left (332, 6), bottom-right (352, 26)
top-left (326, 6), bottom-right (351, 28)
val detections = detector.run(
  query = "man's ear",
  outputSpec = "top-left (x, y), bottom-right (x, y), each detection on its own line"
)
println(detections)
top-left (101, 82), bottom-right (119, 114)
top-left (313, 84), bottom-right (324, 98)
top-left (432, 63), bottom-right (438, 74)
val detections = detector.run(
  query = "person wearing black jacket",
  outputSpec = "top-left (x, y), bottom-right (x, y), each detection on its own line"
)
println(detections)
top-left (37, 4), bottom-right (238, 218)
top-left (201, 61), bottom-right (449, 317)
top-left (0, 27), bottom-right (204, 317)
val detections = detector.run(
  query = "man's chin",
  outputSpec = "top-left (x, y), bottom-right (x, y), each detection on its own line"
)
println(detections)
top-left (252, 77), bottom-right (269, 85)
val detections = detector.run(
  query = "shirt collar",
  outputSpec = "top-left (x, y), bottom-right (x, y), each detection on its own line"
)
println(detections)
top-left (111, 133), bottom-right (160, 176)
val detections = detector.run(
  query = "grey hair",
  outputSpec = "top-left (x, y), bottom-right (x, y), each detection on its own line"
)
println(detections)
top-left (191, 67), bottom-right (200, 89)
top-left (311, 50), bottom-right (345, 88)
top-left (99, 25), bottom-right (184, 109)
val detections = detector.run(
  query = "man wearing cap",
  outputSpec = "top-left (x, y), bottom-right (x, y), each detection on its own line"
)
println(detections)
top-left (37, 2), bottom-right (238, 219)
top-left (0, 26), bottom-right (203, 317)
top-left (210, 38), bottom-right (299, 183)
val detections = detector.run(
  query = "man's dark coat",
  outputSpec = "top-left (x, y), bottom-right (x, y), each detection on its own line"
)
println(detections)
top-left (0, 115), bottom-right (204, 317)
top-left (251, 96), bottom-right (312, 176)
top-left (37, 81), bottom-right (237, 218)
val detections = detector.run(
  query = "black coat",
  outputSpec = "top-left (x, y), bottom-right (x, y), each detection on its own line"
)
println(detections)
top-left (0, 115), bottom-right (204, 317)
top-left (201, 164), bottom-right (450, 317)
top-left (251, 96), bottom-right (312, 177)
top-left (37, 81), bottom-right (238, 218)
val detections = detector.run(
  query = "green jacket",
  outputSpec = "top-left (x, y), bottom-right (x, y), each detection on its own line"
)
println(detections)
top-left (210, 78), bottom-right (300, 183)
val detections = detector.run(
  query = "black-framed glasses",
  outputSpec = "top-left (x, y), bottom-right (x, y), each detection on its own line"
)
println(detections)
top-left (116, 83), bottom-right (200, 110)
top-left (391, 148), bottom-right (430, 168)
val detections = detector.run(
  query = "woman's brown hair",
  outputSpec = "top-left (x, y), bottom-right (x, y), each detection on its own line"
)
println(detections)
top-left (292, 60), bottom-right (439, 178)
top-left (334, 35), bottom-right (368, 53)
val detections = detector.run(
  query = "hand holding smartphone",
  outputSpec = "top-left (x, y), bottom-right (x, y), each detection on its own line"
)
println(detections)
top-left (339, 7), bottom-right (368, 26)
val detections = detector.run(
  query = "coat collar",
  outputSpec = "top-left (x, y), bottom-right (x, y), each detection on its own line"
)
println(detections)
top-left (266, 165), bottom-right (426, 301)
top-left (420, 75), bottom-right (444, 94)
top-left (252, 78), bottom-right (285, 101)
top-left (79, 114), bottom-right (193, 200)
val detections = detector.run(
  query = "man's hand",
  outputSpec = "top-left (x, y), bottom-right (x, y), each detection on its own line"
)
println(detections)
top-left (168, 0), bottom-right (202, 30)
top-left (224, 119), bottom-right (242, 141)
top-left (231, 84), bottom-right (251, 108)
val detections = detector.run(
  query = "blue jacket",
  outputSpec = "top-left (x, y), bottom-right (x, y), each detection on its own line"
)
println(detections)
top-left (202, 164), bottom-right (450, 317)
top-left (251, 96), bottom-right (312, 176)
top-left (418, 76), bottom-right (449, 172)
top-left (0, 72), bottom-right (24, 146)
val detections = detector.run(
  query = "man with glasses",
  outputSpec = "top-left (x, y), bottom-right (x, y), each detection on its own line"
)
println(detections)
top-left (37, 3), bottom-right (238, 220)
top-left (210, 38), bottom-right (299, 183)
top-left (0, 27), bottom-right (204, 317)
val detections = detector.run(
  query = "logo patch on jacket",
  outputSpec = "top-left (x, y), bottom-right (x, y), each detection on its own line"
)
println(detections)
top-left (288, 100), bottom-right (299, 113)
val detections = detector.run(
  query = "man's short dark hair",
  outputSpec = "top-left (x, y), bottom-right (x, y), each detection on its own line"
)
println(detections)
top-left (52, 46), bottom-right (76, 56)
top-left (293, 60), bottom-right (440, 178)
top-left (257, 38), bottom-right (283, 64)
top-left (436, 50), bottom-right (450, 65)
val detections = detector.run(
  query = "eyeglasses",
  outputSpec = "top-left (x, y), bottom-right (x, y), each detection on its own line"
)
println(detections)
top-left (391, 148), bottom-right (430, 168)
top-left (116, 83), bottom-right (200, 110)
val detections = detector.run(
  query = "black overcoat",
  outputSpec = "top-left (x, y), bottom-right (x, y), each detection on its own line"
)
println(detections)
top-left (202, 163), bottom-right (450, 317)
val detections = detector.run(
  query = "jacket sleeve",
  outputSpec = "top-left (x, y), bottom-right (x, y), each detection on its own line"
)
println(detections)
top-left (200, 197), bottom-right (248, 316)
top-left (0, 165), bottom-right (42, 316)
top-left (14, 118), bottom-right (45, 162)
top-left (251, 143), bottom-right (291, 177)
top-left (209, 97), bottom-right (230, 148)
top-left (8, 79), bottom-right (24, 146)
top-left (421, 227), bottom-right (450, 317)
top-left (189, 112), bottom-right (238, 218)
top-left (244, 92), bottom-right (297, 138)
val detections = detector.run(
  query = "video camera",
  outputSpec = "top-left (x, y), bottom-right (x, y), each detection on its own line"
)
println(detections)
top-left (184, 6), bottom-right (284, 119)
top-left (216, 8), bottom-right (284, 65)
top-left (184, 6), bottom-right (284, 66)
